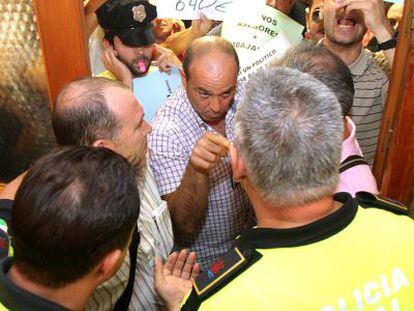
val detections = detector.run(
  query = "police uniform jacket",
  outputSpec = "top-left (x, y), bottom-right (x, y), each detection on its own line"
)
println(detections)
top-left (182, 192), bottom-right (414, 310)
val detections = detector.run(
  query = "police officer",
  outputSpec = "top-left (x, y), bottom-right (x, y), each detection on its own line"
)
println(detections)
top-left (96, 0), bottom-right (181, 87)
top-left (153, 67), bottom-right (414, 310)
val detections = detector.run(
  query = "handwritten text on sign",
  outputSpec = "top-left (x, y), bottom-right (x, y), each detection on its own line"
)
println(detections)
top-left (156, 0), bottom-right (265, 21)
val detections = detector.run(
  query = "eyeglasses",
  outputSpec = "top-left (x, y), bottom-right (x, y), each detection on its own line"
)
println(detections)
top-left (311, 7), bottom-right (324, 23)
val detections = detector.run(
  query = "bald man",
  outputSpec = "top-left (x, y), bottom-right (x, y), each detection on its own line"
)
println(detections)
top-left (148, 37), bottom-right (255, 269)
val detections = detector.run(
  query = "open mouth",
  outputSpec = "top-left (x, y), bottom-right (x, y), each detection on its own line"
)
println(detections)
top-left (134, 59), bottom-right (148, 74)
top-left (337, 18), bottom-right (356, 26)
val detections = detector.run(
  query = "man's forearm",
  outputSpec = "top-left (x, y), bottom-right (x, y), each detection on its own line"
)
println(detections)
top-left (165, 163), bottom-right (209, 235)
top-left (373, 24), bottom-right (395, 67)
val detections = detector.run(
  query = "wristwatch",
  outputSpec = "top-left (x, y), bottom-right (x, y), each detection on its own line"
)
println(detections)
top-left (377, 37), bottom-right (397, 51)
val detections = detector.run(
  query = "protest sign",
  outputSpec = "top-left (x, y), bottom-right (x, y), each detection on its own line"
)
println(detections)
top-left (221, 5), bottom-right (303, 65)
top-left (238, 31), bottom-right (292, 82)
top-left (156, 0), bottom-right (265, 21)
top-left (133, 67), bottom-right (182, 122)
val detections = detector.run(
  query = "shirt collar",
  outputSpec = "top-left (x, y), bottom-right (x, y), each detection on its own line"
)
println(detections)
top-left (318, 40), bottom-right (369, 77)
top-left (348, 48), bottom-right (370, 76)
top-left (0, 258), bottom-right (69, 311)
top-left (341, 117), bottom-right (362, 161)
top-left (234, 192), bottom-right (357, 250)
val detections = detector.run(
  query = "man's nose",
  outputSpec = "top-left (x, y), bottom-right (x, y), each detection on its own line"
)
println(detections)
top-left (209, 97), bottom-right (221, 113)
top-left (145, 121), bottom-right (152, 134)
top-left (134, 47), bottom-right (144, 55)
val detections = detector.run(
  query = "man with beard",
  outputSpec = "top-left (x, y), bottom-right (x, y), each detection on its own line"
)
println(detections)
top-left (96, 0), bottom-right (182, 88)
top-left (322, 0), bottom-right (395, 166)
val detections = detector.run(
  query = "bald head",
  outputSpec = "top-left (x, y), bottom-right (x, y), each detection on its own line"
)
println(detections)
top-left (183, 36), bottom-right (239, 81)
top-left (52, 77), bottom-right (128, 146)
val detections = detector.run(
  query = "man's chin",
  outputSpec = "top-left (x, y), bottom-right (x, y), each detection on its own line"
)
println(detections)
top-left (204, 116), bottom-right (225, 126)
top-left (128, 61), bottom-right (150, 78)
top-left (327, 32), bottom-right (364, 47)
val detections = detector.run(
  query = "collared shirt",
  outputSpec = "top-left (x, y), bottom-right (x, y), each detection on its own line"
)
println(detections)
top-left (148, 86), bottom-right (255, 269)
top-left (0, 258), bottom-right (68, 310)
top-left (336, 117), bottom-right (379, 196)
top-left (86, 163), bottom-right (173, 311)
top-left (349, 48), bottom-right (389, 166)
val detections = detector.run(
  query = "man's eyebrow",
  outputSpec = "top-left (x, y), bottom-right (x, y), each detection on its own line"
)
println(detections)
top-left (196, 88), bottom-right (212, 94)
top-left (136, 114), bottom-right (144, 129)
top-left (219, 86), bottom-right (235, 95)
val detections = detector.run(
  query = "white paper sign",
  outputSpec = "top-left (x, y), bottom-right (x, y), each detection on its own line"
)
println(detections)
top-left (156, 0), bottom-right (266, 21)
top-left (238, 32), bottom-right (292, 82)
top-left (222, 5), bottom-right (303, 65)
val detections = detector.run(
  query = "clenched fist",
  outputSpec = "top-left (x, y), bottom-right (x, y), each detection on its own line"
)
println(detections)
top-left (190, 132), bottom-right (230, 173)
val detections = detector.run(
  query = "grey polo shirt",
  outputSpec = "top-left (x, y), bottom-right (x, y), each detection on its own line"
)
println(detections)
top-left (349, 49), bottom-right (389, 166)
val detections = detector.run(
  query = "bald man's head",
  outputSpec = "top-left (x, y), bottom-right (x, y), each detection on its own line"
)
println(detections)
top-left (52, 77), bottom-right (128, 146)
top-left (183, 36), bottom-right (239, 81)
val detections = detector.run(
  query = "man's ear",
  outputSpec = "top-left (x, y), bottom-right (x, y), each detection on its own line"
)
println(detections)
top-left (92, 139), bottom-right (116, 151)
top-left (95, 249), bottom-right (123, 283)
top-left (103, 39), bottom-right (111, 49)
top-left (229, 144), bottom-right (247, 182)
top-left (180, 70), bottom-right (187, 88)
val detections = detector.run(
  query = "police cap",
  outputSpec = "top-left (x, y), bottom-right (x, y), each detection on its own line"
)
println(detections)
top-left (96, 0), bottom-right (157, 47)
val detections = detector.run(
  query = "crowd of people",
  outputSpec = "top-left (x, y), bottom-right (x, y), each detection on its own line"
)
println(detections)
top-left (0, 0), bottom-right (412, 310)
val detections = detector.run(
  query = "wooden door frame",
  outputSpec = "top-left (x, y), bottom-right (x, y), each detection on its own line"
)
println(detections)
top-left (373, 0), bottom-right (414, 205)
top-left (34, 0), bottom-right (91, 108)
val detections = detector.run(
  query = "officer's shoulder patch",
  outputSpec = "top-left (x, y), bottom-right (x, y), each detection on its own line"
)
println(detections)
top-left (193, 247), bottom-right (261, 300)
top-left (0, 228), bottom-right (10, 260)
top-left (356, 191), bottom-right (408, 215)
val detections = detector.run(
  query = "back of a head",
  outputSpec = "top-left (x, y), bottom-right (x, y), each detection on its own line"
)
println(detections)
top-left (12, 145), bottom-right (140, 287)
top-left (234, 67), bottom-right (343, 207)
top-left (52, 77), bottom-right (127, 146)
top-left (183, 36), bottom-right (240, 80)
top-left (271, 42), bottom-right (354, 117)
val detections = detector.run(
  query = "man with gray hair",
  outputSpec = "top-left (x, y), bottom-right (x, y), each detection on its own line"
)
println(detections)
top-left (272, 42), bottom-right (378, 196)
top-left (154, 67), bottom-right (414, 309)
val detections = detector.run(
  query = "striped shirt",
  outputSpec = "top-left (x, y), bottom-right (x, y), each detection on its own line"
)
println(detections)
top-left (349, 48), bottom-right (389, 166)
top-left (148, 86), bottom-right (255, 269)
top-left (86, 163), bottom-right (173, 311)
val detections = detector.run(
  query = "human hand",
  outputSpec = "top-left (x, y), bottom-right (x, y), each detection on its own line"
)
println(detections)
top-left (101, 42), bottom-right (133, 88)
top-left (154, 249), bottom-right (200, 311)
top-left (191, 13), bottom-right (213, 37)
top-left (152, 44), bottom-right (182, 75)
top-left (266, 0), bottom-right (296, 15)
top-left (334, 0), bottom-right (393, 41)
top-left (190, 132), bottom-right (230, 173)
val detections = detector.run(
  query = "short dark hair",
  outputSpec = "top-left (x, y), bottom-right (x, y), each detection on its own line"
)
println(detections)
top-left (271, 42), bottom-right (354, 117)
top-left (183, 37), bottom-right (240, 81)
top-left (12, 146), bottom-right (140, 287)
top-left (52, 77), bottom-right (128, 146)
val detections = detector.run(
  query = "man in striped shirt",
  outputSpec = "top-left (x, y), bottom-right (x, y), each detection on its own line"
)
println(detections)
top-left (51, 77), bottom-right (176, 310)
top-left (322, 0), bottom-right (395, 165)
